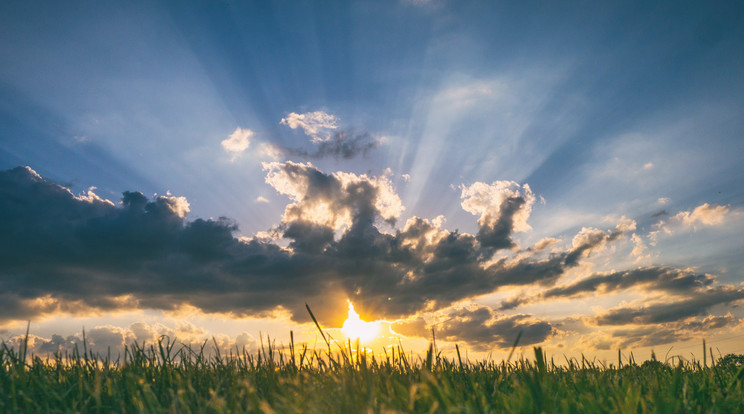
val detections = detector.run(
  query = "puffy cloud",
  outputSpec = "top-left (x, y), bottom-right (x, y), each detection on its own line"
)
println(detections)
top-left (461, 181), bottom-right (535, 232)
top-left (221, 127), bottom-right (254, 154)
top-left (529, 237), bottom-right (561, 252)
top-left (671, 203), bottom-right (730, 227)
top-left (160, 193), bottom-right (190, 219)
top-left (630, 233), bottom-right (649, 261)
top-left (460, 181), bottom-right (535, 251)
top-left (263, 161), bottom-right (403, 230)
top-left (651, 203), bottom-right (732, 242)
top-left (280, 111), bottom-right (339, 142)
top-left (562, 219), bottom-right (632, 267)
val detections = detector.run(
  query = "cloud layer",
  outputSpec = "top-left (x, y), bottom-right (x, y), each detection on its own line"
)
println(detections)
top-left (1, 165), bottom-right (740, 351)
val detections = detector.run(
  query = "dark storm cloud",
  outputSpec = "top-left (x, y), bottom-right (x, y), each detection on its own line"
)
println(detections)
top-left (437, 306), bottom-right (554, 350)
top-left (276, 131), bottom-right (378, 160)
top-left (282, 221), bottom-right (335, 254)
top-left (594, 287), bottom-right (744, 326)
top-left (3, 164), bottom-right (733, 350)
top-left (0, 166), bottom-right (331, 321)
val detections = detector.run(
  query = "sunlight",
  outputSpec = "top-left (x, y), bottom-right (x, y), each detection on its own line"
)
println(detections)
top-left (341, 300), bottom-right (381, 344)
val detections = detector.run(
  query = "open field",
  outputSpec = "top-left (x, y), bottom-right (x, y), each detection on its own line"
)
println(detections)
top-left (2, 331), bottom-right (744, 414)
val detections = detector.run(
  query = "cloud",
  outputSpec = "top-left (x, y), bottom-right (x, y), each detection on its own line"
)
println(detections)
top-left (499, 266), bottom-right (718, 310)
top-left (273, 111), bottom-right (379, 160)
top-left (460, 181), bottom-right (535, 251)
top-left (262, 161), bottom-right (403, 230)
top-left (649, 203), bottom-right (733, 243)
top-left (651, 210), bottom-right (668, 218)
top-left (391, 317), bottom-right (428, 338)
top-left (594, 287), bottom-right (744, 326)
top-left (546, 267), bottom-right (715, 299)
top-left (671, 203), bottom-right (730, 227)
top-left (221, 127), bottom-right (254, 154)
top-left (267, 131), bottom-right (379, 161)
top-left (630, 233), bottom-right (650, 262)
top-left (562, 223), bottom-right (627, 267)
top-left (529, 237), bottom-right (561, 252)
top-left (437, 306), bottom-right (554, 351)
top-left (1, 165), bottom-right (740, 350)
top-left (589, 314), bottom-right (741, 350)
top-left (280, 111), bottom-right (339, 142)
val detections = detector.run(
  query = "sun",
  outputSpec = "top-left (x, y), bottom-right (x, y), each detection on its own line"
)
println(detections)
top-left (341, 300), bottom-right (381, 344)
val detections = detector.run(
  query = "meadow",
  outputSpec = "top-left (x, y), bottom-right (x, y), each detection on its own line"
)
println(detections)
top-left (2, 323), bottom-right (744, 414)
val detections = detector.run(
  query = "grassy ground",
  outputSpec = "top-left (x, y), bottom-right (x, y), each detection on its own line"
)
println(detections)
top-left (2, 329), bottom-right (744, 414)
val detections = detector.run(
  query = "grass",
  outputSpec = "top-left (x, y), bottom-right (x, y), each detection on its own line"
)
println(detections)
top-left (2, 318), bottom-right (744, 413)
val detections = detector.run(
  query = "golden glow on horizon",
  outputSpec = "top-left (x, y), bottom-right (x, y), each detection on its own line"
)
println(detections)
top-left (341, 300), bottom-right (381, 344)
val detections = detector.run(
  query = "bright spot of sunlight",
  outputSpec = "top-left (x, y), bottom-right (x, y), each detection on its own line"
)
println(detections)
top-left (341, 300), bottom-right (381, 344)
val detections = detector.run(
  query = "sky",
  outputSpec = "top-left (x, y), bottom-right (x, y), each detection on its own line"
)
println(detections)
top-left (1, 0), bottom-right (744, 362)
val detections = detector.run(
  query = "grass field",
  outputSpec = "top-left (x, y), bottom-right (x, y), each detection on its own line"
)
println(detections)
top-left (2, 325), bottom-right (744, 414)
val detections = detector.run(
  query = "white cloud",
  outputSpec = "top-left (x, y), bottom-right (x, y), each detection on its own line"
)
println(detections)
top-left (532, 237), bottom-right (560, 252)
top-left (613, 216), bottom-right (637, 233)
top-left (280, 111), bottom-right (339, 142)
top-left (221, 127), bottom-right (254, 154)
top-left (657, 197), bottom-right (671, 205)
top-left (74, 186), bottom-right (115, 206)
top-left (262, 161), bottom-right (403, 231)
top-left (256, 196), bottom-right (269, 203)
top-left (160, 194), bottom-right (190, 219)
top-left (572, 227), bottom-right (609, 249)
top-left (650, 203), bottom-right (732, 243)
top-left (672, 203), bottom-right (730, 227)
top-left (460, 181), bottom-right (536, 232)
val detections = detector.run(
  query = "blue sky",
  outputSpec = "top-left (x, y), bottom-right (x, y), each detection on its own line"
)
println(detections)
top-left (1, 0), bottom-right (743, 359)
